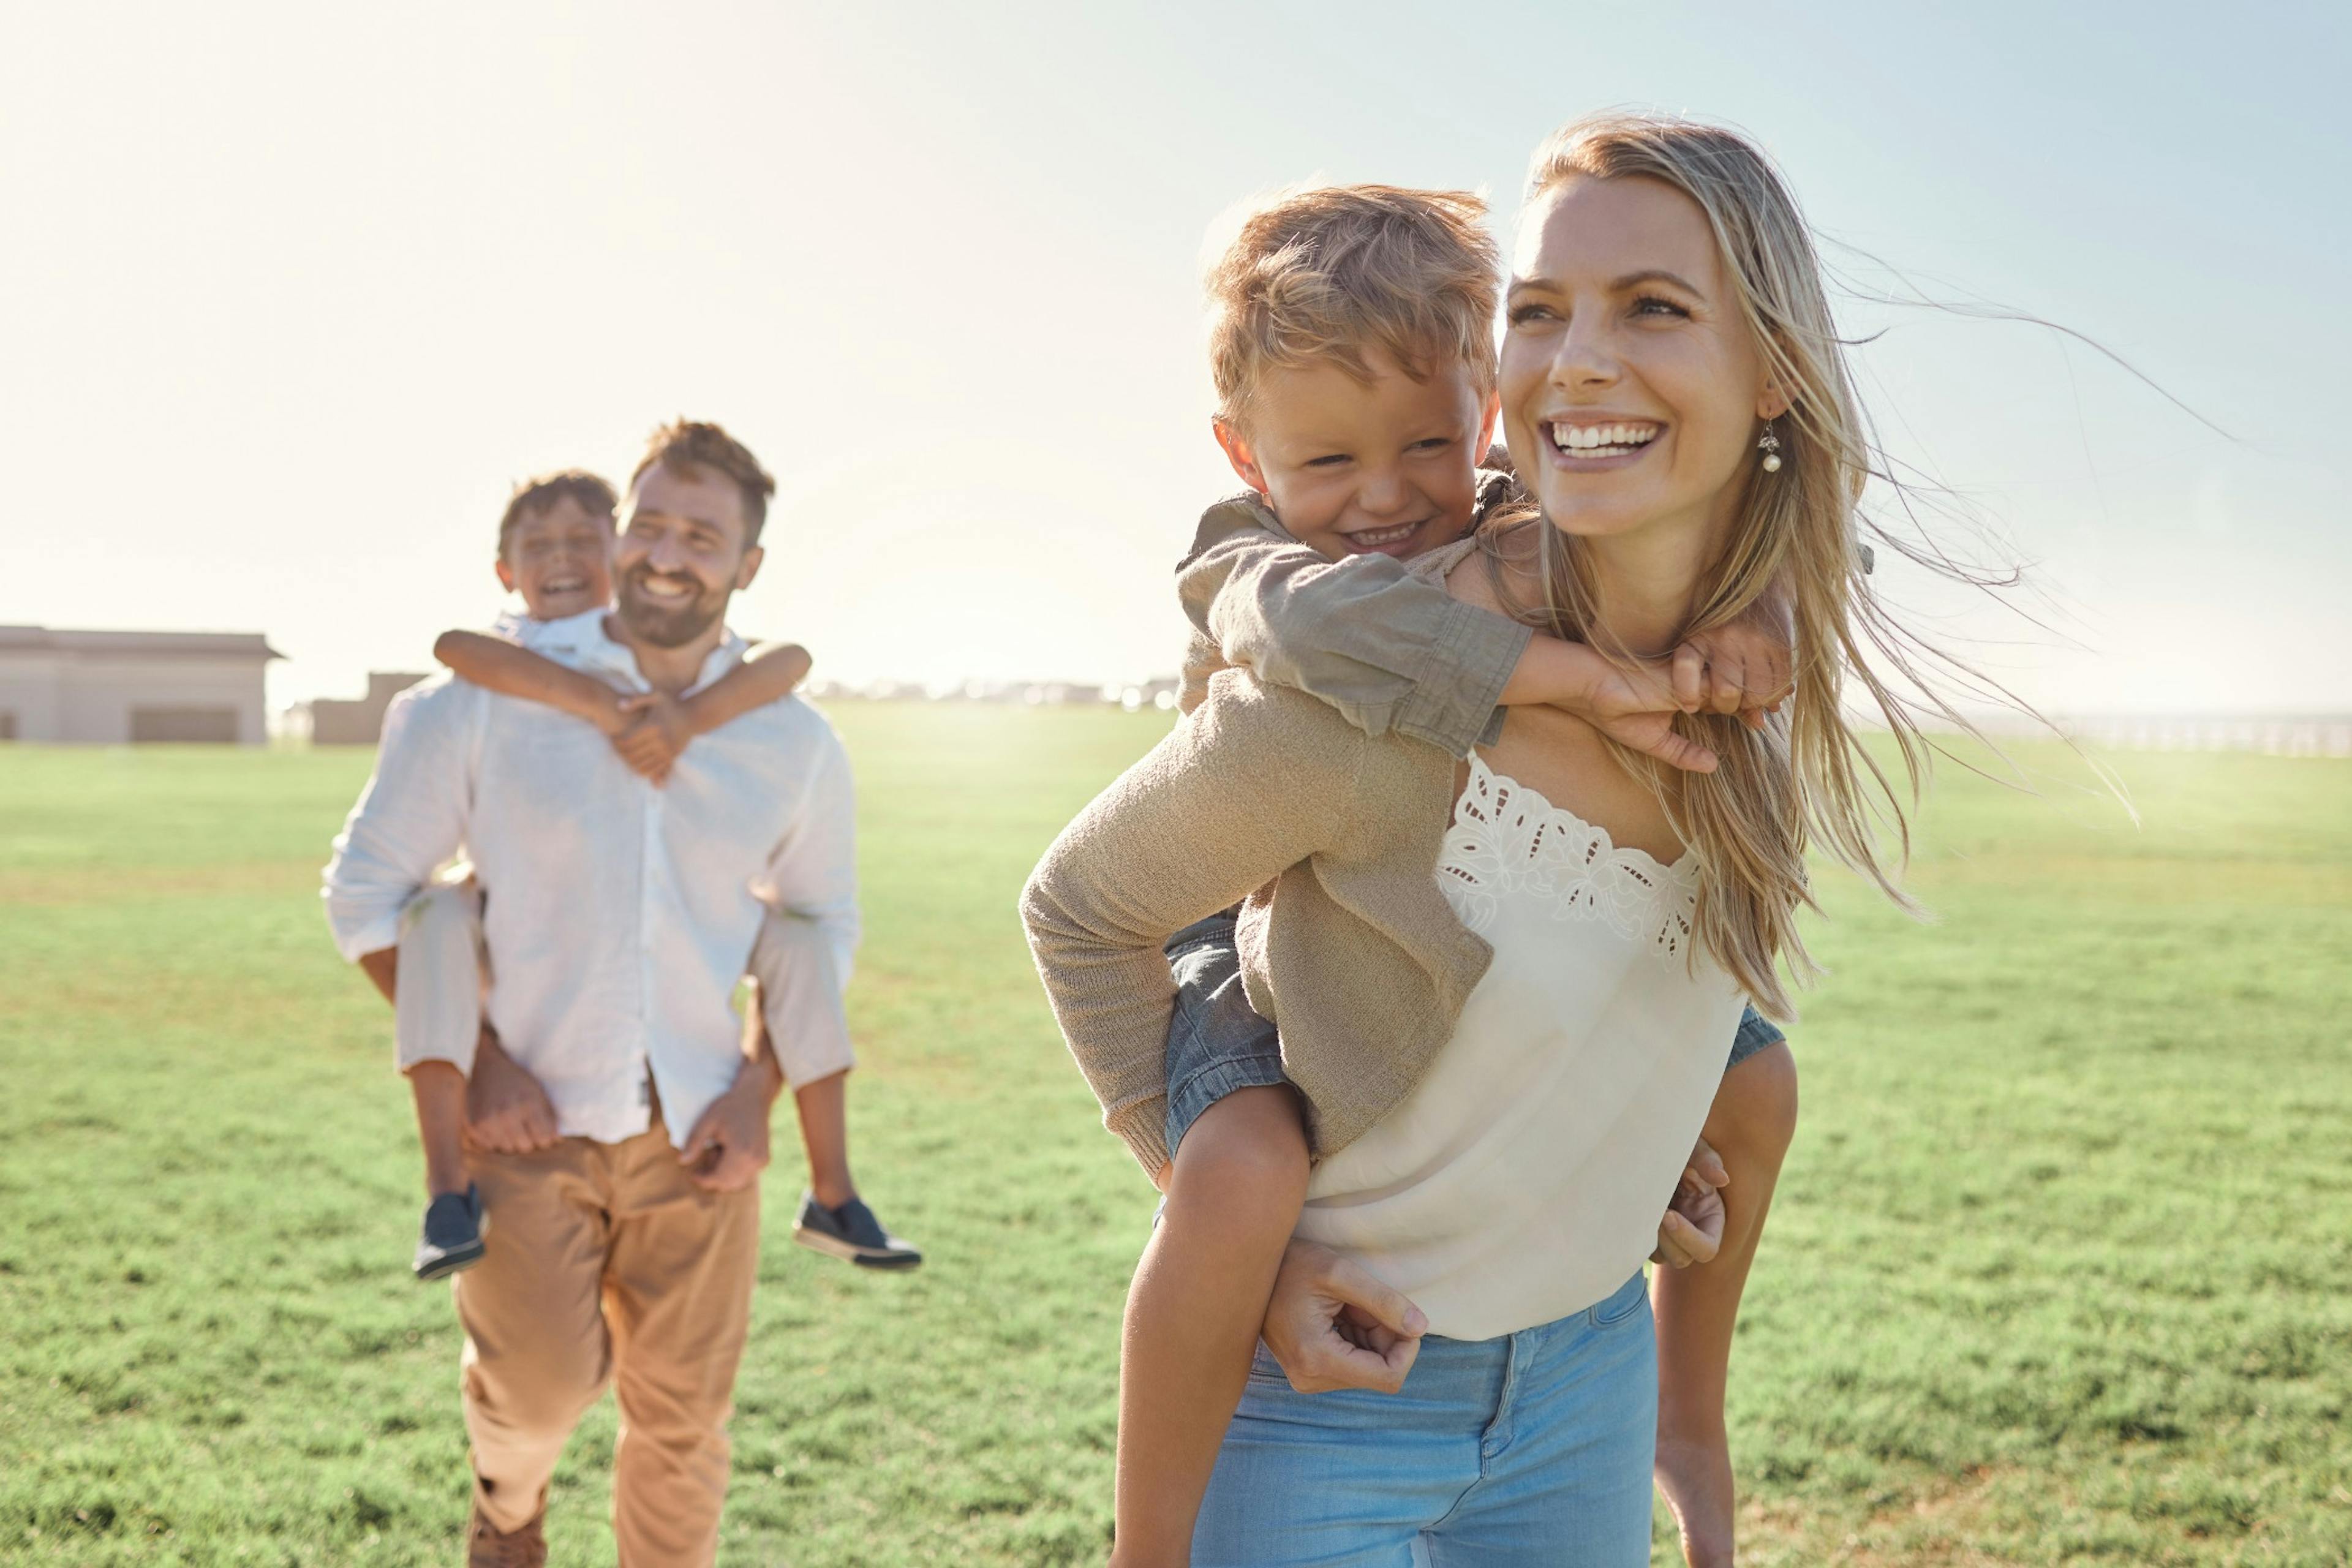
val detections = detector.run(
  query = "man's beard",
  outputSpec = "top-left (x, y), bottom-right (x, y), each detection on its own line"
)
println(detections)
top-left (617, 566), bottom-right (729, 649)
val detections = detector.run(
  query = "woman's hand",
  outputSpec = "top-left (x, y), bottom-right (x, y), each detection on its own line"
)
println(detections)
top-left (1653, 1136), bottom-right (1729, 1268)
top-left (1259, 1238), bottom-right (1427, 1394)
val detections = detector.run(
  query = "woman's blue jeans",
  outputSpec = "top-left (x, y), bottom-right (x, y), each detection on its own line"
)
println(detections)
top-left (1191, 1270), bottom-right (1658, 1567)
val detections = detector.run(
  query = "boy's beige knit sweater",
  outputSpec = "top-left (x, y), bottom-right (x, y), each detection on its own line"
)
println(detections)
top-left (1019, 543), bottom-right (1496, 1177)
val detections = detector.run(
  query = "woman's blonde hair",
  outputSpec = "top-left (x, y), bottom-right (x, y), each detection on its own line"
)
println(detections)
top-left (1495, 111), bottom-right (2010, 1018)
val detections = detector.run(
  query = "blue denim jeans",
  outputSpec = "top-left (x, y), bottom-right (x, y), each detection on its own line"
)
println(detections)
top-left (1191, 1269), bottom-right (1659, 1566)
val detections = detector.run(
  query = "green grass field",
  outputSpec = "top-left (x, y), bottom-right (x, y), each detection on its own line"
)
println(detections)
top-left (2, 711), bottom-right (2346, 1566)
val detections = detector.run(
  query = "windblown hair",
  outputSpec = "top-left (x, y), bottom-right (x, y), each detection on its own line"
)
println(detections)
top-left (631, 418), bottom-right (777, 545)
top-left (497, 469), bottom-right (617, 554)
top-left (1205, 184), bottom-right (1500, 428)
top-left (1496, 111), bottom-right (2018, 1019)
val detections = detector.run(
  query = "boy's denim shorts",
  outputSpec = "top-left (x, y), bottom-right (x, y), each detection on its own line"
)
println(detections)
top-left (1163, 910), bottom-right (1292, 1160)
top-left (1726, 1005), bottom-right (1786, 1072)
top-left (1162, 909), bottom-right (1789, 1161)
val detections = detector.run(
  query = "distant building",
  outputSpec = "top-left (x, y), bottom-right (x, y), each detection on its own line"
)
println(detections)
top-left (0, 625), bottom-right (281, 744)
top-left (310, 671), bottom-right (431, 745)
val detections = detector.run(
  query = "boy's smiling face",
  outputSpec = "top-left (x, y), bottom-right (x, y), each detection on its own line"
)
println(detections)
top-left (1213, 352), bottom-right (1498, 562)
top-left (497, 495), bottom-right (616, 620)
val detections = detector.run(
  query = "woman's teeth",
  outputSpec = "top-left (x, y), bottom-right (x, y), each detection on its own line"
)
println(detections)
top-left (1551, 421), bottom-right (1660, 458)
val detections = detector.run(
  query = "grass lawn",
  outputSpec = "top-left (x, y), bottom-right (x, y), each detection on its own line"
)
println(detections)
top-left (1, 710), bottom-right (2345, 1566)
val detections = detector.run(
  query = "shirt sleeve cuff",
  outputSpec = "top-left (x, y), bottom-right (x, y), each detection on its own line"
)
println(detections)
top-left (1107, 1095), bottom-right (1172, 1181)
top-left (329, 911), bottom-right (404, 965)
top-left (1393, 600), bottom-right (1532, 758)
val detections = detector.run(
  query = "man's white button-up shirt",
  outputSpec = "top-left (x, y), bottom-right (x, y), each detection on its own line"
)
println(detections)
top-left (322, 612), bottom-right (859, 1148)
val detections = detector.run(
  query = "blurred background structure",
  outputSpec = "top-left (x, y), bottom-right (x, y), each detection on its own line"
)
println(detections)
top-left (0, 626), bottom-right (279, 745)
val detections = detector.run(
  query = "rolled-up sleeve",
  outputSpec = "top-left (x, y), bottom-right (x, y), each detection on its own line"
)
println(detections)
top-left (1178, 529), bottom-right (1531, 758)
top-left (750, 725), bottom-right (861, 1078)
top-left (322, 680), bottom-right (477, 962)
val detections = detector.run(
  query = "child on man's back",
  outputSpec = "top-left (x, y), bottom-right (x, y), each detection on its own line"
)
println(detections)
top-left (1067, 186), bottom-right (1797, 1565)
top-left (392, 467), bottom-right (918, 1283)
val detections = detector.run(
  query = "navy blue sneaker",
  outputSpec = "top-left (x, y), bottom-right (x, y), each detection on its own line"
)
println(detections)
top-left (791, 1192), bottom-right (922, 1270)
top-left (415, 1184), bottom-right (487, 1281)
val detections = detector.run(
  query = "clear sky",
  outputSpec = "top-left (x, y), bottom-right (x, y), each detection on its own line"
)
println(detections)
top-left (4, 1), bottom-right (2345, 715)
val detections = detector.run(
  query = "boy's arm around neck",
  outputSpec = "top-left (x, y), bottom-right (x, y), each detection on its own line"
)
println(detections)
top-left (1019, 676), bottom-right (1360, 1177)
top-left (434, 628), bottom-right (634, 734)
top-left (1176, 507), bottom-right (1530, 760)
top-left (681, 639), bottom-right (813, 736)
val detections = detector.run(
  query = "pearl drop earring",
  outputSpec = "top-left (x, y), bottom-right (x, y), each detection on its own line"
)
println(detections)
top-left (1757, 424), bottom-right (1784, 473)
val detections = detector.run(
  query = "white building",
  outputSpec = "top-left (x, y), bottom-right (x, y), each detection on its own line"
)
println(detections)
top-left (0, 625), bottom-right (282, 745)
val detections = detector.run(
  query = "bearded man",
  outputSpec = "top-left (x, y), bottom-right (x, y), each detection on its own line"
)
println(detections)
top-left (325, 420), bottom-right (854, 1566)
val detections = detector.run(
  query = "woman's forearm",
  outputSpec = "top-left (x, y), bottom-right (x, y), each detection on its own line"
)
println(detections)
top-left (434, 630), bottom-right (631, 732)
top-left (1653, 1041), bottom-right (1799, 1568)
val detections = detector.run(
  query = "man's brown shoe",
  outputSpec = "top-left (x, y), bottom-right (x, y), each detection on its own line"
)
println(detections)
top-left (466, 1503), bottom-right (546, 1568)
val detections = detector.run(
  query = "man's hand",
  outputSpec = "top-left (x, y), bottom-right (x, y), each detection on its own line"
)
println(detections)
top-left (1652, 1136), bottom-right (1729, 1269)
top-left (609, 692), bottom-right (692, 785)
top-left (678, 1055), bottom-right (778, 1193)
top-left (1259, 1238), bottom-right (1427, 1394)
top-left (464, 1028), bottom-right (561, 1154)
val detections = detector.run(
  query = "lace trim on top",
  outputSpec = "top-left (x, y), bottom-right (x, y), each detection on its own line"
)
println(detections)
top-left (1436, 753), bottom-right (1700, 960)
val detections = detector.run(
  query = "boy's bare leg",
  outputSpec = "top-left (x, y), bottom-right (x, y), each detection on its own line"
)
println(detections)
top-left (1653, 1042), bottom-right (1799, 1568)
top-left (1112, 1086), bottom-right (1310, 1568)
top-left (791, 1069), bottom-right (857, 1210)
top-left (408, 1060), bottom-right (471, 1197)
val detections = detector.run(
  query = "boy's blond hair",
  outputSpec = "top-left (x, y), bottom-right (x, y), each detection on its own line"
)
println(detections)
top-left (1205, 184), bottom-right (1499, 428)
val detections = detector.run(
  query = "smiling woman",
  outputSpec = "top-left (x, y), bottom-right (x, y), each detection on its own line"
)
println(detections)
top-left (1480, 116), bottom-right (2007, 1022)
top-left (1021, 111), bottom-right (2059, 1568)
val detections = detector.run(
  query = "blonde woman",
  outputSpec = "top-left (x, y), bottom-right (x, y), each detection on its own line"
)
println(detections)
top-left (1027, 113), bottom-right (1961, 1564)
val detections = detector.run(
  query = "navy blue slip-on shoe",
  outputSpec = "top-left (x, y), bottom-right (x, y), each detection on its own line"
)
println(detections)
top-left (791, 1191), bottom-right (922, 1270)
top-left (414, 1183), bottom-right (488, 1281)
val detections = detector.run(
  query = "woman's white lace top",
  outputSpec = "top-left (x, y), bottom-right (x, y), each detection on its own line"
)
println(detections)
top-left (1296, 754), bottom-right (1747, 1341)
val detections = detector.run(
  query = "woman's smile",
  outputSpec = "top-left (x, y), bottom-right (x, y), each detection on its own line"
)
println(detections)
top-left (1539, 416), bottom-right (1668, 470)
